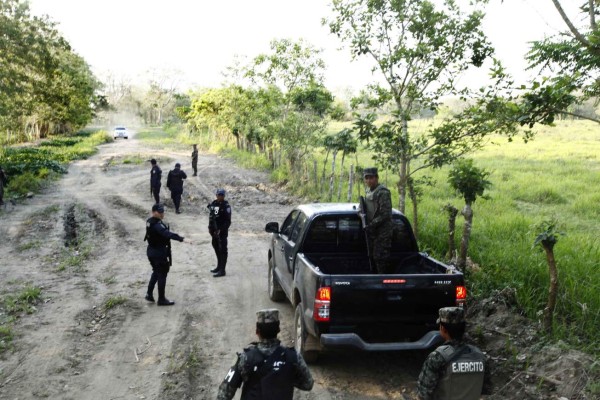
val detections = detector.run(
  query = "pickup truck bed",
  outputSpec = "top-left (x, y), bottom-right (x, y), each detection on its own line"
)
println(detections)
top-left (265, 203), bottom-right (465, 362)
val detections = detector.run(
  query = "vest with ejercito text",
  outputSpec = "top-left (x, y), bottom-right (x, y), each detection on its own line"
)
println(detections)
top-left (241, 346), bottom-right (297, 400)
top-left (433, 344), bottom-right (485, 400)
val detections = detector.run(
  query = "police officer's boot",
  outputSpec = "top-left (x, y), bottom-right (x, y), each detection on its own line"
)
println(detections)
top-left (210, 255), bottom-right (221, 273)
top-left (157, 281), bottom-right (175, 306)
top-left (213, 254), bottom-right (227, 277)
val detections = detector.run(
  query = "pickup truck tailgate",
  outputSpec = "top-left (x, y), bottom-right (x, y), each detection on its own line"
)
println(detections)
top-left (326, 274), bottom-right (462, 340)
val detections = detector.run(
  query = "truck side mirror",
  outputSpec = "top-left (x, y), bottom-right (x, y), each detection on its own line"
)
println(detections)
top-left (265, 222), bottom-right (280, 233)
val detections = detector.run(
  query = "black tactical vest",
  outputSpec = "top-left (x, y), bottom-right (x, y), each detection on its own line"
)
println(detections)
top-left (240, 346), bottom-right (297, 400)
top-left (433, 344), bottom-right (486, 400)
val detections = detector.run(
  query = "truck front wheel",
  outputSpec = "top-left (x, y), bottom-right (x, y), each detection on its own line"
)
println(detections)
top-left (294, 303), bottom-right (319, 363)
top-left (268, 258), bottom-right (285, 302)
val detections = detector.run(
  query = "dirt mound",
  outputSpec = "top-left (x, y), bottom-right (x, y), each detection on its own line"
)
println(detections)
top-left (467, 288), bottom-right (598, 399)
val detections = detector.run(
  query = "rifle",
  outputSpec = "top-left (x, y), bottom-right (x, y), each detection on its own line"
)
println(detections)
top-left (358, 195), bottom-right (375, 273)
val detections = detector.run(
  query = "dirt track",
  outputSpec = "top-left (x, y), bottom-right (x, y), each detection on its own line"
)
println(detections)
top-left (0, 131), bottom-right (429, 399)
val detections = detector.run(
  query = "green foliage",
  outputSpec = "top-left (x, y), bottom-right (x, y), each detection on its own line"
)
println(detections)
top-left (0, 0), bottom-right (100, 142)
top-left (518, 1), bottom-right (600, 125)
top-left (104, 296), bottom-right (127, 310)
top-left (448, 159), bottom-right (491, 204)
top-left (533, 218), bottom-right (564, 251)
top-left (0, 130), bottom-right (110, 198)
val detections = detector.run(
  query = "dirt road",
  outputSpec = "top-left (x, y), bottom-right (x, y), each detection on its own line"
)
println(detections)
top-left (0, 132), bottom-right (426, 399)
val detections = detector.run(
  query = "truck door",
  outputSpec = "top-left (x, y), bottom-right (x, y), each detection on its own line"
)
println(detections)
top-left (274, 210), bottom-right (300, 285)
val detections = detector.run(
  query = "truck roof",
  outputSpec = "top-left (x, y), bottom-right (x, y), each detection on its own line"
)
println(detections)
top-left (296, 203), bottom-right (404, 218)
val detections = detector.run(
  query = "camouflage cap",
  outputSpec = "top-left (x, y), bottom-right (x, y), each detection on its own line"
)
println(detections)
top-left (437, 307), bottom-right (465, 324)
top-left (363, 167), bottom-right (378, 177)
top-left (256, 308), bottom-right (279, 324)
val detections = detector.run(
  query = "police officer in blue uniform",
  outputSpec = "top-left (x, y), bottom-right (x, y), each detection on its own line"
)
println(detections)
top-left (144, 203), bottom-right (191, 306)
top-left (417, 307), bottom-right (492, 399)
top-left (149, 159), bottom-right (162, 204)
top-left (216, 309), bottom-right (314, 400)
top-left (207, 188), bottom-right (231, 277)
top-left (166, 162), bottom-right (187, 214)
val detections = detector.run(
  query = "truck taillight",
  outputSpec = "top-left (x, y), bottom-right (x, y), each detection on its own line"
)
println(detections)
top-left (456, 285), bottom-right (467, 305)
top-left (314, 286), bottom-right (331, 322)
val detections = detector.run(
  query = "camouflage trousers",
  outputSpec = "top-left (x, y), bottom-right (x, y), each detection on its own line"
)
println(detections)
top-left (369, 229), bottom-right (392, 274)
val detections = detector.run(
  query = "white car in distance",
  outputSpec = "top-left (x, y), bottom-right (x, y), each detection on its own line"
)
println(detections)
top-left (113, 126), bottom-right (129, 139)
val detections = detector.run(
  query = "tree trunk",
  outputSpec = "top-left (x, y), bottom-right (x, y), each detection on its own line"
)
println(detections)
top-left (313, 160), bottom-right (318, 188)
top-left (329, 151), bottom-right (337, 201)
top-left (408, 180), bottom-right (419, 241)
top-left (542, 245), bottom-right (559, 333)
top-left (458, 203), bottom-right (473, 271)
top-left (321, 150), bottom-right (330, 192)
top-left (444, 205), bottom-right (459, 261)
top-left (337, 153), bottom-right (346, 201)
top-left (347, 164), bottom-right (354, 202)
top-left (397, 116), bottom-right (410, 213)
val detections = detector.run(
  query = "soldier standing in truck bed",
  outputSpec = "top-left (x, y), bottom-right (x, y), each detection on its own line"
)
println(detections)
top-left (363, 167), bottom-right (393, 274)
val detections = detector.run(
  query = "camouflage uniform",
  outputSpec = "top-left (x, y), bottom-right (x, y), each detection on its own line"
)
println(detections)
top-left (417, 308), bottom-right (492, 400)
top-left (216, 309), bottom-right (314, 400)
top-left (191, 145), bottom-right (198, 176)
top-left (363, 168), bottom-right (393, 274)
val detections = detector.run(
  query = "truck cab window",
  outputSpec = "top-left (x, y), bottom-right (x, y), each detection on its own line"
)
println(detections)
top-left (289, 213), bottom-right (308, 243)
top-left (280, 210), bottom-right (300, 238)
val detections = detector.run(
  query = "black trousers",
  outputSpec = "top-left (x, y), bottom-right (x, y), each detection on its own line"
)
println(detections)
top-left (211, 230), bottom-right (228, 272)
top-left (170, 188), bottom-right (183, 211)
top-left (147, 256), bottom-right (170, 300)
top-left (151, 185), bottom-right (160, 204)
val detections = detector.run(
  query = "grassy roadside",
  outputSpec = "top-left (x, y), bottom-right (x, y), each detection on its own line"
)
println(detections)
top-left (0, 129), bottom-right (112, 202)
top-left (0, 285), bottom-right (42, 353)
top-left (137, 121), bottom-right (600, 353)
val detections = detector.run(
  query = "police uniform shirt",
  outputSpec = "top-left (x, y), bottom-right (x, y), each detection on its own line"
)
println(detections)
top-left (216, 338), bottom-right (314, 400)
top-left (208, 200), bottom-right (232, 231)
top-left (145, 217), bottom-right (184, 257)
top-left (150, 165), bottom-right (162, 187)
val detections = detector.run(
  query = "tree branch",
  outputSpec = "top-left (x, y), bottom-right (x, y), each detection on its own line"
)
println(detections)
top-left (555, 108), bottom-right (600, 123)
top-left (552, 0), bottom-right (600, 55)
top-left (589, 0), bottom-right (596, 30)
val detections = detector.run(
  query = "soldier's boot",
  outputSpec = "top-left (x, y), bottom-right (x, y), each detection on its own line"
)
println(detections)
top-left (213, 254), bottom-right (227, 277)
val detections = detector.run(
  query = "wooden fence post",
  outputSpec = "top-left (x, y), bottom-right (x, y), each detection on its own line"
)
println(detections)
top-left (348, 164), bottom-right (354, 202)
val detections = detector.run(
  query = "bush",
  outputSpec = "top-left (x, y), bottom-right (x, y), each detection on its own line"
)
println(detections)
top-left (6, 172), bottom-right (41, 196)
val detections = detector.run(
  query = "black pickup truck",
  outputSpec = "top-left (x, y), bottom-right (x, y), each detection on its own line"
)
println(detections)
top-left (265, 203), bottom-right (466, 362)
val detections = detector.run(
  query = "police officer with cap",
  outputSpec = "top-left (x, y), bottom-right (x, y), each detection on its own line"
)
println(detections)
top-left (208, 188), bottom-right (231, 277)
top-left (417, 307), bottom-right (492, 399)
top-left (362, 167), bottom-right (394, 274)
top-left (166, 162), bottom-right (187, 214)
top-left (144, 203), bottom-right (191, 305)
top-left (216, 309), bottom-right (314, 400)
top-left (149, 159), bottom-right (162, 204)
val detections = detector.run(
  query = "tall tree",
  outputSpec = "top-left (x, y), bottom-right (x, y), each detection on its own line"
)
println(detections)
top-left (326, 0), bottom-right (493, 212)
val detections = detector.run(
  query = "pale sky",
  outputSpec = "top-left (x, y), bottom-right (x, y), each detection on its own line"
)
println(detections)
top-left (27, 0), bottom-right (578, 93)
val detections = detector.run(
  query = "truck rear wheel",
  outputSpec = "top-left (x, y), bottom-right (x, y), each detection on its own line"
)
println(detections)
top-left (294, 303), bottom-right (319, 363)
top-left (268, 258), bottom-right (285, 302)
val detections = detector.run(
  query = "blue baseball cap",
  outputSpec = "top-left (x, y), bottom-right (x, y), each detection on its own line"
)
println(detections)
top-left (216, 188), bottom-right (226, 196)
top-left (152, 203), bottom-right (165, 213)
